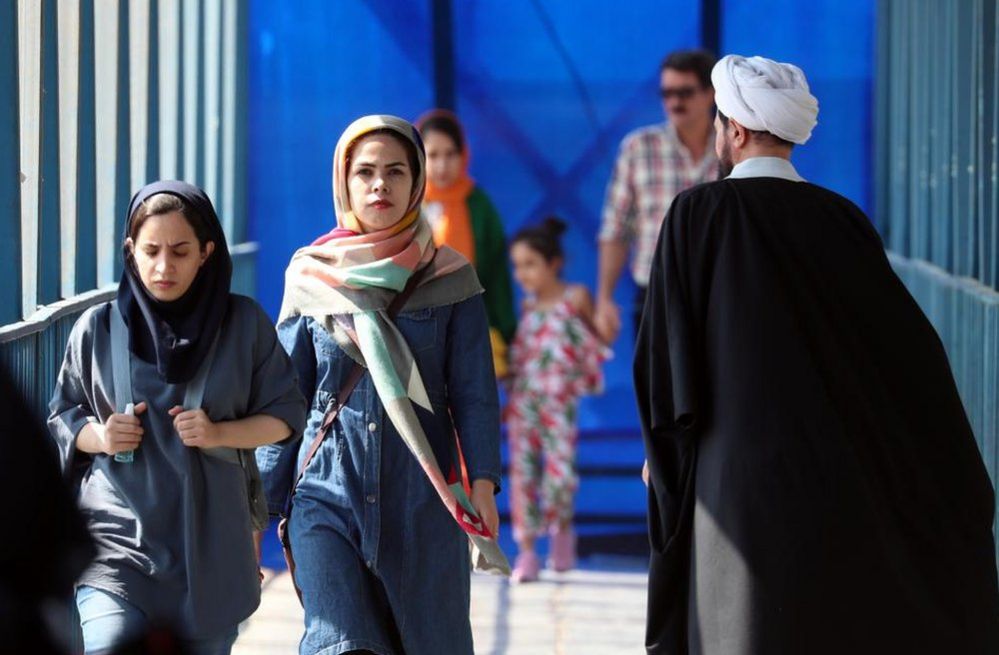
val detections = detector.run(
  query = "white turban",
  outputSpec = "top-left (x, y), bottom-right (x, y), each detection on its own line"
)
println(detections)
top-left (711, 54), bottom-right (819, 145)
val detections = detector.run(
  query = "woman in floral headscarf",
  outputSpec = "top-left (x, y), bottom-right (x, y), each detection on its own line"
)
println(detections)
top-left (261, 115), bottom-right (508, 655)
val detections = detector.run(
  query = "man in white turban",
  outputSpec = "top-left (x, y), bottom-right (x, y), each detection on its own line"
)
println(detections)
top-left (713, 54), bottom-right (818, 150)
top-left (636, 54), bottom-right (999, 655)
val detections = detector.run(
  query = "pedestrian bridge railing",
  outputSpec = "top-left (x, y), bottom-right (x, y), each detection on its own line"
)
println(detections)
top-left (889, 251), bottom-right (999, 564)
top-left (0, 242), bottom-right (257, 421)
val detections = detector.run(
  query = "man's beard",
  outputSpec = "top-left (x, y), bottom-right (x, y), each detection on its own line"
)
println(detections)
top-left (718, 137), bottom-right (734, 178)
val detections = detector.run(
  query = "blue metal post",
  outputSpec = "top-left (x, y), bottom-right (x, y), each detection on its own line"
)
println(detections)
top-left (431, 0), bottom-right (455, 110)
top-left (147, 0), bottom-right (160, 182)
top-left (195, 0), bottom-right (206, 189)
top-left (233, 0), bottom-right (249, 244)
top-left (700, 0), bottom-right (721, 57)
top-left (113, 0), bottom-right (131, 278)
top-left (76, 0), bottom-right (97, 292)
top-left (39, 0), bottom-right (62, 305)
top-left (0, 1), bottom-right (22, 324)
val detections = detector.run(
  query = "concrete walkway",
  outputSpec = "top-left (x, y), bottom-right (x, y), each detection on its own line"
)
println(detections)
top-left (233, 565), bottom-right (647, 654)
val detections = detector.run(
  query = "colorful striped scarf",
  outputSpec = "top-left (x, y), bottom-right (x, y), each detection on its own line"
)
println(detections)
top-left (280, 115), bottom-right (510, 575)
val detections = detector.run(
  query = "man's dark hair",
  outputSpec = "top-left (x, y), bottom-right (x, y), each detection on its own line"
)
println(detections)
top-left (717, 110), bottom-right (794, 148)
top-left (660, 49), bottom-right (717, 88)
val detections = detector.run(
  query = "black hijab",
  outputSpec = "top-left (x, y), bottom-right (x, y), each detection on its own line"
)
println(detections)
top-left (116, 180), bottom-right (232, 384)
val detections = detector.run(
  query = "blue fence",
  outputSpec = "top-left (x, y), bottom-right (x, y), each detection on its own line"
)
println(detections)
top-left (877, 0), bottom-right (999, 559)
top-left (1, 1), bottom-right (253, 406)
top-left (0, 244), bottom-right (257, 422)
top-left (889, 254), bottom-right (999, 563)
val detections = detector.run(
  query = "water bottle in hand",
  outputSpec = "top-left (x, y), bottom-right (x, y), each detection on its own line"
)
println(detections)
top-left (114, 402), bottom-right (136, 463)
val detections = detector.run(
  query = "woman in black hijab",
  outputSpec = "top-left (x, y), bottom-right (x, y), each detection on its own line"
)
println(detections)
top-left (117, 181), bottom-right (232, 384)
top-left (49, 181), bottom-right (306, 654)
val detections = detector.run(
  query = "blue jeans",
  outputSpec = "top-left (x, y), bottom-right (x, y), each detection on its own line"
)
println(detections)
top-left (76, 586), bottom-right (239, 655)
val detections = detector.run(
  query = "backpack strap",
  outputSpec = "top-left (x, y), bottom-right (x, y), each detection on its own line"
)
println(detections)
top-left (109, 300), bottom-right (268, 527)
top-left (184, 331), bottom-right (237, 464)
top-left (109, 301), bottom-right (134, 412)
top-left (110, 300), bottom-right (221, 411)
top-left (109, 300), bottom-right (231, 460)
top-left (183, 331), bottom-right (221, 414)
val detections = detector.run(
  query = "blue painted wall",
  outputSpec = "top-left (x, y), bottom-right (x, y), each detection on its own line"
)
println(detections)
top-left (248, 1), bottom-right (874, 432)
top-left (722, 0), bottom-right (875, 212)
top-left (247, 0), bottom-right (434, 316)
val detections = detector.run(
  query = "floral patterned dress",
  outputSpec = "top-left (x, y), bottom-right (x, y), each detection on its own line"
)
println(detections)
top-left (506, 290), bottom-right (611, 541)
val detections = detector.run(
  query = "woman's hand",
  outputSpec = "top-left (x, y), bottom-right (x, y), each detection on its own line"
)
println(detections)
top-left (169, 406), bottom-right (221, 448)
top-left (470, 479), bottom-right (500, 538)
top-left (78, 402), bottom-right (148, 455)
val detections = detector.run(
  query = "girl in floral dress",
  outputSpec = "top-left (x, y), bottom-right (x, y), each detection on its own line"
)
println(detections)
top-left (506, 217), bottom-right (611, 583)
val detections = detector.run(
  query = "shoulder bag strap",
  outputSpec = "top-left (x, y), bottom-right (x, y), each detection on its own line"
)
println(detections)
top-left (283, 257), bottom-right (435, 515)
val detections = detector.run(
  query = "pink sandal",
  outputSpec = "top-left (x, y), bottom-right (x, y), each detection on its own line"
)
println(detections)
top-left (548, 526), bottom-right (576, 572)
top-left (511, 551), bottom-right (541, 583)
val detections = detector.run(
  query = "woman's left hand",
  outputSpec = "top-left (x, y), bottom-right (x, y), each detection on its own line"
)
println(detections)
top-left (470, 479), bottom-right (500, 538)
top-left (169, 406), bottom-right (221, 448)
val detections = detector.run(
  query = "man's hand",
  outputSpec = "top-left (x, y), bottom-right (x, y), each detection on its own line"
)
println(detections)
top-left (470, 479), bottom-right (500, 538)
top-left (594, 296), bottom-right (622, 344)
top-left (642, 459), bottom-right (650, 487)
top-left (169, 406), bottom-right (221, 448)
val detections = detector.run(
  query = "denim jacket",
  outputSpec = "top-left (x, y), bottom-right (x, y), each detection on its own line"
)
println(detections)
top-left (257, 293), bottom-right (502, 514)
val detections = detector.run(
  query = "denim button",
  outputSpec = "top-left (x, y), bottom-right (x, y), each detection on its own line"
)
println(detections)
top-left (366, 560), bottom-right (373, 568)
top-left (367, 422), bottom-right (377, 432)
top-left (366, 494), bottom-right (376, 504)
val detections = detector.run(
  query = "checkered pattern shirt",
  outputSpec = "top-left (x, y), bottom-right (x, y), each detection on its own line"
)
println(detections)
top-left (599, 122), bottom-right (719, 286)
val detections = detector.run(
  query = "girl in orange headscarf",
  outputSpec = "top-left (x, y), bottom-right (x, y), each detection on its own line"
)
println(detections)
top-left (417, 110), bottom-right (516, 377)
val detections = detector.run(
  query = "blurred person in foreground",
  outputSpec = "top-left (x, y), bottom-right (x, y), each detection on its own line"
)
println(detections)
top-left (0, 367), bottom-right (93, 654)
top-left (635, 54), bottom-right (999, 654)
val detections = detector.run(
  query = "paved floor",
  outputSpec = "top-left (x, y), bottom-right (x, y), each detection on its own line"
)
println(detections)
top-left (233, 564), bottom-right (648, 654)
top-left (238, 429), bottom-right (650, 653)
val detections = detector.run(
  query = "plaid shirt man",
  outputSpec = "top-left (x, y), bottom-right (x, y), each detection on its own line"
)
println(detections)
top-left (599, 122), bottom-right (719, 287)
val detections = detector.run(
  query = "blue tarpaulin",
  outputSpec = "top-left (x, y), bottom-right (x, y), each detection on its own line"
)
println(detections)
top-left (248, 0), bottom-right (873, 432)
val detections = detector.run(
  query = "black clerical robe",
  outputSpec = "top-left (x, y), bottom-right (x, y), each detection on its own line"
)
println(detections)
top-left (634, 174), bottom-right (999, 654)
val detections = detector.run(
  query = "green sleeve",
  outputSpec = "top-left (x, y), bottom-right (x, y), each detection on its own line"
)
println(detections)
top-left (467, 187), bottom-right (517, 343)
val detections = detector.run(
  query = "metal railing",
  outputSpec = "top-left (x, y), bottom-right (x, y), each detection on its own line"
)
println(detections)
top-left (889, 253), bottom-right (999, 564)
top-left (878, 0), bottom-right (999, 564)
top-left (0, 242), bottom-right (258, 421)
top-left (2, 0), bottom-right (249, 326)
